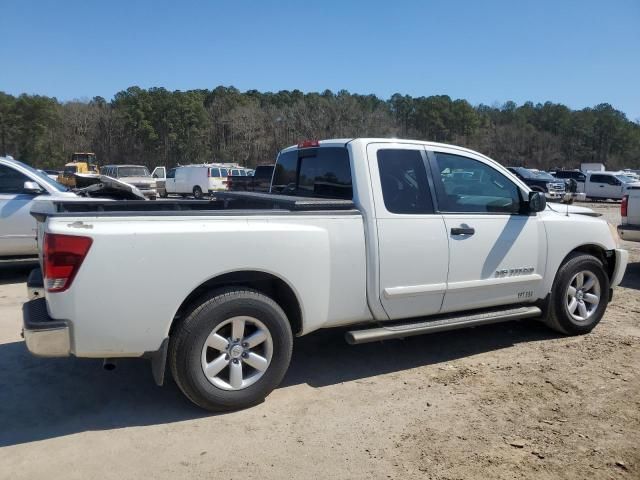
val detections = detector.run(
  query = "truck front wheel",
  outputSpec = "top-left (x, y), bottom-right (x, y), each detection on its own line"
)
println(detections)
top-left (169, 288), bottom-right (293, 411)
top-left (544, 253), bottom-right (609, 335)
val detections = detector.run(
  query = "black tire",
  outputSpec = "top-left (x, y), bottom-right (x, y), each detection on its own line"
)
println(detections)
top-left (193, 186), bottom-right (203, 199)
top-left (544, 253), bottom-right (609, 335)
top-left (169, 288), bottom-right (293, 412)
top-left (159, 190), bottom-right (168, 198)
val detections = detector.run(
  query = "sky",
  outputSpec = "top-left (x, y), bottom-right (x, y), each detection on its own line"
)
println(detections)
top-left (1, 0), bottom-right (639, 120)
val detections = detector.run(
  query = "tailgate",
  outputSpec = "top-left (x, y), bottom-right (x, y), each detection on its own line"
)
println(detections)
top-left (627, 190), bottom-right (640, 225)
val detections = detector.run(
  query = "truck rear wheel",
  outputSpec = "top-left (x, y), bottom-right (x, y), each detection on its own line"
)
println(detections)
top-left (169, 288), bottom-right (293, 411)
top-left (544, 253), bottom-right (609, 335)
top-left (193, 186), bottom-right (203, 199)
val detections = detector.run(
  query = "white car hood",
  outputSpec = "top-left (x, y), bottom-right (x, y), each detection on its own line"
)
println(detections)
top-left (547, 204), bottom-right (600, 217)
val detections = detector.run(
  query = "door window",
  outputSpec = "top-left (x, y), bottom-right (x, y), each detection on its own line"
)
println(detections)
top-left (431, 153), bottom-right (521, 214)
top-left (0, 165), bottom-right (30, 194)
top-left (377, 149), bottom-right (434, 214)
top-left (589, 174), bottom-right (607, 183)
top-left (166, 168), bottom-right (176, 179)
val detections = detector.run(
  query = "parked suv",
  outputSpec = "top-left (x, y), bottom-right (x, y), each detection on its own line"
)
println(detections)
top-left (507, 167), bottom-right (565, 200)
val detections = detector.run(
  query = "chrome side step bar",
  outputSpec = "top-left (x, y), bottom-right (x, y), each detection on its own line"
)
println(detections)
top-left (345, 306), bottom-right (542, 345)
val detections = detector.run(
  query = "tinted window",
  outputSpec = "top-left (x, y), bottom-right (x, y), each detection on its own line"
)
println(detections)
top-left (377, 149), bottom-right (433, 214)
top-left (167, 168), bottom-right (176, 179)
top-left (209, 167), bottom-right (221, 178)
top-left (220, 168), bottom-right (228, 177)
top-left (433, 153), bottom-right (521, 214)
top-left (272, 147), bottom-right (352, 199)
top-left (589, 174), bottom-right (608, 183)
top-left (0, 164), bottom-right (30, 194)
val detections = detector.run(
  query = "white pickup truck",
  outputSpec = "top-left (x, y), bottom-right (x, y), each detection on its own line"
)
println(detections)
top-left (23, 139), bottom-right (628, 411)
top-left (619, 186), bottom-right (640, 242)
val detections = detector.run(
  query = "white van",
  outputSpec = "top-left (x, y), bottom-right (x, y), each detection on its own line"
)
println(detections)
top-left (585, 171), bottom-right (640, 200)
top-left (164, 165), bottom-right (230, 198)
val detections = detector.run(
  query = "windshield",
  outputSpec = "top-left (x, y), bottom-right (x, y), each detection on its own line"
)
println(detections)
top-left (616, 175), bottom-right (637, 184)
top-left (117, 166), bottom-right (150, 177)
top-left (13, 160), bottom-right (68, 192)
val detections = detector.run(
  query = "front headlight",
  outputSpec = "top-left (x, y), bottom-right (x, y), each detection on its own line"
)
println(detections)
top-left (607, 222), bottom-right (621, 248)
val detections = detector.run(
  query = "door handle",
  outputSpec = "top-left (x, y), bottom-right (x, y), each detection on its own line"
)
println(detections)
top-left (451, 227), bottom-right (475, 236)
top-left (599, 185), bottom-right (604, 187)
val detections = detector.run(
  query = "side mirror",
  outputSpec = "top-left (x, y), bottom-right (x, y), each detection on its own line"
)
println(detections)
top-left (528, 191), bottom-right (546, 213)
top-left (23, 181), bottom-right (43, 195)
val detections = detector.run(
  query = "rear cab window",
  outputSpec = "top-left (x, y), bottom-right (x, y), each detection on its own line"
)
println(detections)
top-left (272, 146), bottom-right (352, 199)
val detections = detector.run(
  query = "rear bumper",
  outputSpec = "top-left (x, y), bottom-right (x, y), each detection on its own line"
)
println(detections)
top-left (618, 224), bottom-right (640, 242)
top-left (611, 248), bottom-right (629, 287)
top-left (27, 267), bottom-right (44, 300)
top-left (22, 298), bottom-right (70, 357)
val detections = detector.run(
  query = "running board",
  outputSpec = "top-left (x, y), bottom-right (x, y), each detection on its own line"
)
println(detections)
top-left (345, 306), bottom-right (542, 345)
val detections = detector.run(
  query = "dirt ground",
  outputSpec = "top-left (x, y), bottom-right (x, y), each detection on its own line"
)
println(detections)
top-left (0, 202), bottom-right (638, 480)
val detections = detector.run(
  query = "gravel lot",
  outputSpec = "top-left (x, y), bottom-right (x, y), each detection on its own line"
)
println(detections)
top-left (1, 202), bottom-right (638, 480)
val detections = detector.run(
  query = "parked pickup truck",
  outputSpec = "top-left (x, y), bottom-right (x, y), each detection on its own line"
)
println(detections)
top-left (226, 164), bottom-right (274, 192)
top-left (618, 187), bottom-right (640, 242)
top-left (22, 138), bottom-right (628, 412)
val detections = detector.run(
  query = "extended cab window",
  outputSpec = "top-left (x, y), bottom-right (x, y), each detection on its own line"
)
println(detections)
top-left (377, 149), bottom-right (434, 214)
top-left (432, 153), bottom-right (521, 214)
top-left (272, 147), bottom-right (352, 199)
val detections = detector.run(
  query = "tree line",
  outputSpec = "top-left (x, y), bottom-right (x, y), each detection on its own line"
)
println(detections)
top-left (1, 86), bottom-right (639, 171)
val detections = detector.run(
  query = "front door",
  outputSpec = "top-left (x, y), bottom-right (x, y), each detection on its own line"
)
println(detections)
top-left (427, 150), bottom-right (545, 313)
top-left (367, 143), bottom-right (449, 320)
top-left (0, 164), bottom-right (39, 256)
top-left (165, 168), bottom-right (177, 193)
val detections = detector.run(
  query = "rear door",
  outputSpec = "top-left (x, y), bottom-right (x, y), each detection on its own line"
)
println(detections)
top-left (427, 149), bottom-right (545, 313)
top-left (587, 174), bottom-right (609, 198)
top-left (367, 143), bottom-right (449, 320)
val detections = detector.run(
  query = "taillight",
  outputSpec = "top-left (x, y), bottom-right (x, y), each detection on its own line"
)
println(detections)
top-left (43, 233), bottom-right (93, 293)
top-left (297, 140), bottom-right (320, 148)
top-left (621, 195), bottom-right (628, 217)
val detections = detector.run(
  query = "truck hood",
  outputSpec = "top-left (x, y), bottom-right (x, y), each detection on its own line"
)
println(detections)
top-left (546, 204), bottom-right (600, 217)
top-left (74, 175), bottom-right (147, 200)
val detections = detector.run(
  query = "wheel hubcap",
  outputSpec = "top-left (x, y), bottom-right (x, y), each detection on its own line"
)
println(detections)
top-left (566, 271), bottom-right (601, 322)
top-left (201, 316), bottom-right (273, 390)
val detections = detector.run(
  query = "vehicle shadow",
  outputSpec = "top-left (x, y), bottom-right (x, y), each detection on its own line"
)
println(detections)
top-left (0, 262), bottom-right (37, 285)
top-left (0, 318), bottom-right (556, 447)
top-left (620, 261), bottom-right (640, 291)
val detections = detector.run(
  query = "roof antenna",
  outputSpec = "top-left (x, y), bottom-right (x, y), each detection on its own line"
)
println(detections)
top-left (564, 179), bottom-right (577, 216)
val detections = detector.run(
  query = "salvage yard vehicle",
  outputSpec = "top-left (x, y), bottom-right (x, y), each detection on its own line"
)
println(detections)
top-left (163, 164), bottom-right (230, 198)
top-left (1, 156), bottom-right (77, 257)
top-left (57, 153), bottom-right (99, 188)
top-left (22, 139), bottom-right (628, 412)
top-left (585, 171), bottom-right (640, 201)
top-left (507, 166), bottom-right (566, 200)
top-left (226, 164), bottom-right (274, 192)
top-left (618, 187), bottom-right (640, 242)
top-left (100, 165), bottom-right (158, 199)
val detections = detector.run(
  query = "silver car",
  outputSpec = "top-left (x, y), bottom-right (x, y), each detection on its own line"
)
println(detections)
top-left (0, 156), bottom-right (77, 257)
